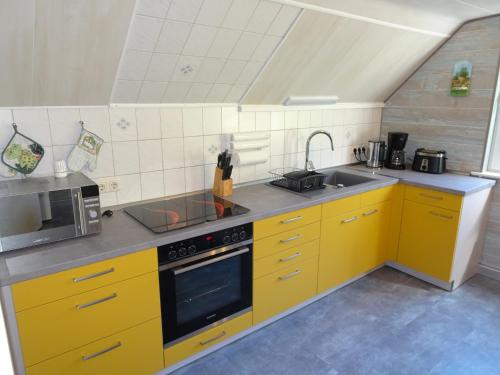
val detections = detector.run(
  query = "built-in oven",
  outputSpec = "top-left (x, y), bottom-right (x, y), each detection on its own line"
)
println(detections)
top-left (158, 223), bottom-right (253, 346)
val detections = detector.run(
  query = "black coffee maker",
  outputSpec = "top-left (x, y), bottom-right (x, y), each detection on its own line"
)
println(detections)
top-left (385, 132), bottom-right (408, 169)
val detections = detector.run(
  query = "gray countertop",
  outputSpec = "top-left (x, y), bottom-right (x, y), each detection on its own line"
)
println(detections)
top-left (0, 166), bottom-right (495, 286)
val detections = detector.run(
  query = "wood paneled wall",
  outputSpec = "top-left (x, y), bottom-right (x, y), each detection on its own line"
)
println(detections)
top-left (381, 15), bottom-right (500, 271)
top-left (381, 16), bottom-right (500, 172)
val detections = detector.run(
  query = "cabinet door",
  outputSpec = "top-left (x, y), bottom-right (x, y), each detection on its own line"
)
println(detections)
top-left (358, 201), bottom-right (391, 273)
top-left (398, 200), bottom-right (459, 282)
top-left (318, 209), bottom-right (362, 293)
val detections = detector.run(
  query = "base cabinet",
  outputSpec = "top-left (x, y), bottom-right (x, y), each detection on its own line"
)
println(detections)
top-left (397, 200), bottom-right (459, 282)
top-left (318, 199), bottom-right (391, 293)
top-left (26, 318), bottom-right (164, 375)
top-left (253, 256), bottom-right (319, 324)
top-left (164, 312), bottom-right (253, 367)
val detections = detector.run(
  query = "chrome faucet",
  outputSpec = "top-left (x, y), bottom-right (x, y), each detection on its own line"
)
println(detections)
top-left (305, 130), bottom-right (334, 171)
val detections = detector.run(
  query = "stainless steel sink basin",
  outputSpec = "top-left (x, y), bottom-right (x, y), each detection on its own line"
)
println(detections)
top-left (322, 170), bottom-right (375, 188)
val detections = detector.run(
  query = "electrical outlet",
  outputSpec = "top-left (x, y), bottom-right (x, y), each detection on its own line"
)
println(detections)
top-left (98, 182), bottom-right (107, 193)
top-left (108, 179), bottom-right (120, 192)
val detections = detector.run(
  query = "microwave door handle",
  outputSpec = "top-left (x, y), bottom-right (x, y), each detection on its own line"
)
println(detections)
top-left (73, 190), bottom-right (87, 235)
top-left (173, 247), bottom-right (250, 275)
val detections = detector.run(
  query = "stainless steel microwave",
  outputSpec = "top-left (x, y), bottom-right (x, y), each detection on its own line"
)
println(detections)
top-left (0, 173), bottom-right (101, 252)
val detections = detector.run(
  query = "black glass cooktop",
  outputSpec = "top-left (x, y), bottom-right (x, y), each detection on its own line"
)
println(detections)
top-left (124, 192), bottom-right (250, 233)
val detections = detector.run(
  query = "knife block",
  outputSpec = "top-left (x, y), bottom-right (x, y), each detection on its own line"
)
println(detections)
top-left (212, 167), bottom-right (233, 197)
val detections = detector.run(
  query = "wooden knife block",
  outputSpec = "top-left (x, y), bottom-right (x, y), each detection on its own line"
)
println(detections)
top-left (212, 167), bottom-right (233, 197)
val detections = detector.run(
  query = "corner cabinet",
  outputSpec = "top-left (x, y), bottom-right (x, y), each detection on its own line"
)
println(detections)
top-left (395, 185), bottom-right (491, 289)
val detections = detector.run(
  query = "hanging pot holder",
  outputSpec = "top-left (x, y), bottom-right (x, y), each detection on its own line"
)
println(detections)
top-left (1, 123), bottom-right (45, 175)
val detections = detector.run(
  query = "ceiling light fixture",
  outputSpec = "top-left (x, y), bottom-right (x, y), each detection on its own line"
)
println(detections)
top-left (282, 96), bottom-right (339, 106)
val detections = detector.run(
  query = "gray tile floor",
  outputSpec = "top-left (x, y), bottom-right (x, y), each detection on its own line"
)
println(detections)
top-left (172, 267), bottom-right (500, 375)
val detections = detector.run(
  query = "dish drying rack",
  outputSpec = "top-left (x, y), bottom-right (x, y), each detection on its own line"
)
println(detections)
top-left (269, 167), bottom-right (326, 193)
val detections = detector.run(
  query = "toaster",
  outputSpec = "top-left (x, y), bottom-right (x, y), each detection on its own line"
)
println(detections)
top-left (412, 148), bottom-right (446, 174)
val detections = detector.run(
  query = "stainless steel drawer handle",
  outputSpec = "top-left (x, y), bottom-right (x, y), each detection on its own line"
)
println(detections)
top-left (279, 270), bottom-right (301, 281)
top-left (341, 216), bottom-right (358, 224)
top-left (429, 211), bottom-right (453, 220)
top-left (279, 252), bottom-right (301, 262)
top-left (76, 293), bottom-right (118, 310)
top-left (73, 268), bottom-right (115, 283)
top-left (82, 342), bottom-right (122, 361)
top-left (280, 216), bottom-right (303, 224)
top-left (420, 193), bottom-right (444, 201)
top-left (280, 234), bottom-right (301, 243)
top-left (200, 331), bottom-right (226, 346)
top-left (362, 209), bottom-right (378, 217)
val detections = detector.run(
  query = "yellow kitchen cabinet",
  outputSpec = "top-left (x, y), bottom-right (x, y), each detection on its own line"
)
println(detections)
top-left (254, 205), bottom-right (321, 240)
top-left (164, 312), bottom-right (252, 367)
top-left (26, 318), bottom-right (164, 375)
top-left (17, 271), bottom-right (161, 367)
top-left (253, 222), bottom-right (320, 259)
top-left (358, 201), bottom-right (391, 273)
top-left (12, 248), bottom-right (158, 312)
top-left (253, 240), bottom-right (319, 279)
top-left (253, 256), bottom-right (318, 324)
top-left (398, 200), bottom-right (460, 282)
top-left (318, 207), bottom-right (363, 293)
top-left (318, 191), bottom-right (392, 293)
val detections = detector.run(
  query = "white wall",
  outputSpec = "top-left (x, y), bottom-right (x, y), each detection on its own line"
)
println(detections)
top-left (0, 103), bottom-right (382, 207)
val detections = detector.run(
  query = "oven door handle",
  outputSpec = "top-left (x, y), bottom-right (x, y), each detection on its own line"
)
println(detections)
top-left (173, 247), bottom-right (250, 275)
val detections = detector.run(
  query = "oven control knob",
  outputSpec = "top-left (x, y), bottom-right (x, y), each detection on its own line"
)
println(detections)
top-left (188, 245), bottom-right (197, 254)
top-left (88, 209), bottom-right (98, 219)
top-left (232, 233), bottom-right (239, 242)
top-left (223, 235), bottom-right (231, 244)
top-left (239, 230), bottom-right (247, 240)
top-left (168, 250), bottom-right (177, 260)
top-left (178, 247), bottom-right (187, 257)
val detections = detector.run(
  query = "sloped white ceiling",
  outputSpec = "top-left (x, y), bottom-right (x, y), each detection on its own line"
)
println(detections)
top-left (1, 0), bottom-right (499, 106)
top-left (112, 0), bottom-right (301, 103)
top-left (0, 0), bottom-right (135, 106)
top-left (242, 0), bottom-right (500, 104)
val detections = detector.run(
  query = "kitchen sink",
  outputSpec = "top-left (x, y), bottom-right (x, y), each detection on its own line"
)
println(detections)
top-left (321, 170), bottom-right (376, 188)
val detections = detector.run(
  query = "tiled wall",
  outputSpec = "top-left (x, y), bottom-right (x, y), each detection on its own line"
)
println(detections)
top-left (0, 104), bottom-right (381, 207)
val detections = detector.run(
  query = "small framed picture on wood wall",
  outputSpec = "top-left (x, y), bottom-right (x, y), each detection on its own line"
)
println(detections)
top-left (450, 60), bottom-right (472, 97)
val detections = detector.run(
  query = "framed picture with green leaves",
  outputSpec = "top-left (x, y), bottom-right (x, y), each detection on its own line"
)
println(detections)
top-left (451, 60), bottom-right (472, 97)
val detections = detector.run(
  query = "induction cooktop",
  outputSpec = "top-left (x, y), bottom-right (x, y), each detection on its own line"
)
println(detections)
top-left (124, 192), bottom-right (250, 233)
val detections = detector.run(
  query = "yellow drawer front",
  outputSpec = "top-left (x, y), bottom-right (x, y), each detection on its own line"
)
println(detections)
top-left (254, 240), bottom-right (319, 279)
top-left (321, 195), bottom-right (361, 220)
top-left (13, 248), bottom-right (157, 312)
top-left (17, 271), bottom-right (161, 367)
top-left (254, 205), bottom-right (321, 240)
top-left (404, 185), bottom-right (462, 212)
top-left (164, 312), bottom-right (252, 367)
top-left (253, 256), bottom-right (318, 325)
top-left (398, 200), bottom-right (459, 282)
top-left (361, 186), bottom-right (395, 206)
top-left (253, 222), bottom-right (320, 260)
top-left (26, 318), bottom-right (164, 375)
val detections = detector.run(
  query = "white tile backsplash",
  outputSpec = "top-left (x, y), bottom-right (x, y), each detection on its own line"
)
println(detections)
top-left (12, 109), bottom-right (52, 146)
top-left (109, 108), bottom-right (138, 141)
top-left (202, 107), bottom-right (222, 135)
top-left (167, 0), bottom-right (203, 23)
top-left (141, 171), bottom-right (165, 200)
top-left (184, 136), bottom-right (204, 166)
top-left (136, 108), bottom-right (162, 140)
top-left (182, 107), bottom-right (203, 136)
top-left (139, 139), bottom-right (163, 172)
top-left (162, 138), bottom-right (184, 169)
top-left (113, 141), bottom-right (140, 175)
top-left (0, 104), bottom-right (381, 207)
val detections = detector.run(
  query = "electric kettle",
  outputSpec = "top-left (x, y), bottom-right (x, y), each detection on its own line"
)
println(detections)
top-left (366, 139), bottom-right (386, 168)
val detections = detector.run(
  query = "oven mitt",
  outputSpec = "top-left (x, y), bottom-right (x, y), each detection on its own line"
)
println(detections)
top-left (67, 128), bottom-right (103, 172)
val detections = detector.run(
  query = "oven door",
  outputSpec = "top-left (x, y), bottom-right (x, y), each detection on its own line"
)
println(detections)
top-left (159, 246), bottom-right (252, 345)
